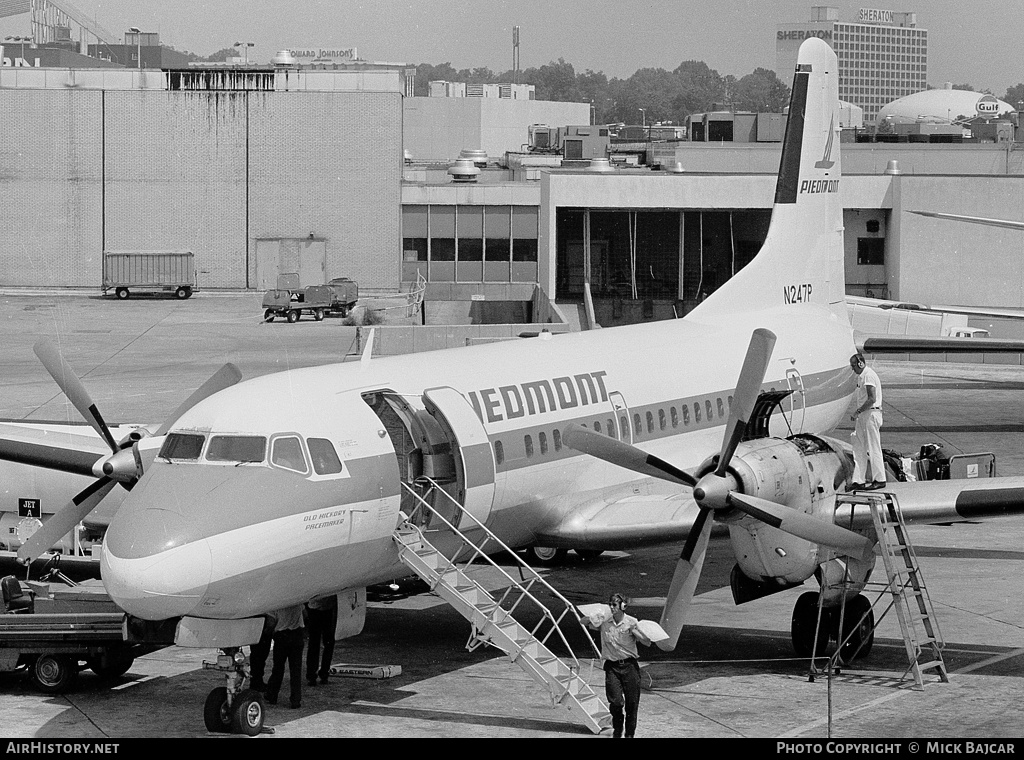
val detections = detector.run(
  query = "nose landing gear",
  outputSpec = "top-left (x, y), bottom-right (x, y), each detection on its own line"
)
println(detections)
top-left (202, 647), bottom-right (273, 736)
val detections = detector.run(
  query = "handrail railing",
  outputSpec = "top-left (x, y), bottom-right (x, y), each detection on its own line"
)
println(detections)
top-left (400, 478), bottom-right (602, 664)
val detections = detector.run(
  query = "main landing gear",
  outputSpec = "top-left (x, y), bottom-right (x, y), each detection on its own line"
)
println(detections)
top-left (791, 591), bottom-right (874, 663)
top-left (202, 647), bottom-right (271, 736)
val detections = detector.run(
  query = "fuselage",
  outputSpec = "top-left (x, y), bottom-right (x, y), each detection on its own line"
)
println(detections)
top-left (100, 303), bottom-right (858, 620)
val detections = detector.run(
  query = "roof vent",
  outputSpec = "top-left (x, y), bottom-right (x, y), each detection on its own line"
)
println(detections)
top-left (447, 158), bottom-right (481, 183)
top-left (884, 160), bottom-right (902, 176)
top-left (669, 162), bottom-right (686, 174)
top-left (459, 148), bottom-right (488, 167)
top-left (588, 158), bottom-right (614, 172)
top-left (271, 49), bottom-right (297, 67)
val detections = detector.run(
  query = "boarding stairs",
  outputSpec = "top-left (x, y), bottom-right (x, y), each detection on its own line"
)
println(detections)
top-left (827, 492), bottom-right (949, 689)
top-left (392, 478), bottom-right (612, 734)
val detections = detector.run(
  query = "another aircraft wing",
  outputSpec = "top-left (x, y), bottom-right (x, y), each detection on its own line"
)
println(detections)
top-left (0, 422), bottom-right (110, 476)
top-left (909, 210), bottom-right (1024, 232)
top-left (860, 335), bottom-right (1024, 354)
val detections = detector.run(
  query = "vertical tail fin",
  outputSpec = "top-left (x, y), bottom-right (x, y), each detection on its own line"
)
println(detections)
top-left (689, 38), bottom-right (845, 320)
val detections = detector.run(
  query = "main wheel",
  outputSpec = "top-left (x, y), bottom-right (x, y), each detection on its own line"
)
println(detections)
top-left (313, 308), bottom-right (325, 321)
top-left (115, 288), bottom-right (129, 300)
top-left (524, 546), bottom-right (568, 567)
top-left (203, 686), bottom-right (232, 733)
top-left (174, 286), bottom-right (189, 299)
top-left (88, 651), bottom-right (135, 679)
top-left (29, 654), bottom-right (79, 694)
top-left (230, 688), bottom-right (265, 736)
top-left (286, 310), bottom-right (299, 323)
top-left (839, 594), bottom-right (875, 661)
top-left (264, 309), bottom-right (275, 322)
top-left (791, 592), bottom-right (832, 658)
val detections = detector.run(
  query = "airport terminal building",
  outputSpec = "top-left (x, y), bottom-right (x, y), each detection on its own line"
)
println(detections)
top-left (1, 24), bottom-right (1023, 318)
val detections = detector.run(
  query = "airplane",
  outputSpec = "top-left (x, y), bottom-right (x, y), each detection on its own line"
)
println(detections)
top-left (4, 38), bottom-right (1024, 734)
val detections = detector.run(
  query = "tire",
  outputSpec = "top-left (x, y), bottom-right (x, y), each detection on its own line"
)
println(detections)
top-left (791, 591), bottom-right (832, 658)
top-left (174, 286), bottom-right (189, 299)
top-left (203, 686), bottom-right (232, 733)
top-left (524, 546), bottom-right (568, 567)
top-left (338, 305), bottom-right (348, 317)
top-left (575, 549), bottom-right (604, 561)
top-left (230, 688), bottom-right (265, 736)
top-left (88, 651), bottom-right (135, 679)
top-left (264, 309), bottom-right (275, 322)
top-left (286, 310), bottom-right (299, 323)
top-left (313, 308), bottom-right (325, 321)
top-left (115, 288), bottom-right (129, 300)
top-left (29, 654), bottom-right (79, 694)
top-left (839, 594), bottom-right (875, 661)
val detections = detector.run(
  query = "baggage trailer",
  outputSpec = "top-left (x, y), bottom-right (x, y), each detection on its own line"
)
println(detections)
top-left (0, 574), bottom-right (172, 693)
top-left (262, 275), bottom-right (359, 323)
top-left (103, 251), bottom-right (197, 300)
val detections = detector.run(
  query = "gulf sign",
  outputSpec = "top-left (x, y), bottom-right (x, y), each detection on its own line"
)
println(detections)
top-left (976, 95), bottom-right (1001, 117)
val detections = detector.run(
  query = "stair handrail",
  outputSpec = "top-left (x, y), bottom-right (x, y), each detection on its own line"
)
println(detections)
top-left (401, 479), bottom-right (602, 662)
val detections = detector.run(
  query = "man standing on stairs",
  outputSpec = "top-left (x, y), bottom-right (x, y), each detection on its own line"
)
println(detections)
top-left (585, 593), bottom-right (651, 738)
top-left (849, 352), bottom-right (886, 490)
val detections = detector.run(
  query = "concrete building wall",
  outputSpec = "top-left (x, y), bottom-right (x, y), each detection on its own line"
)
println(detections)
top-left (403, 97), bottom-right (590, 163)
top-left (0, 86), bottom-right (401, 289)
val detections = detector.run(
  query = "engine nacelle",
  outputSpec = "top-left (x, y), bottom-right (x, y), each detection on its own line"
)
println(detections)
top-left (706, 434), bottom-right (856, 588)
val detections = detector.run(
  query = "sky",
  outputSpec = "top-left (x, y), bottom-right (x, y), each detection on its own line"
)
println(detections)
top-left (3, 0), bottom-right (1022, 96)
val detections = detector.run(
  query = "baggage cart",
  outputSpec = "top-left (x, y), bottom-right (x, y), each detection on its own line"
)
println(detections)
top-left (102, 251), bottom-right (197, 300)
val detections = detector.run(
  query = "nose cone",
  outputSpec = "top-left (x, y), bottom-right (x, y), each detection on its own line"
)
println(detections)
top-left (102, 507), bottom-right (212, 620)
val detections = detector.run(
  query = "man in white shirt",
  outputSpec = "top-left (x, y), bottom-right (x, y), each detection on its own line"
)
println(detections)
top-left (849, 353), bottom-right (885, 490)
top-left (585, 593), bottom-right (651, 738)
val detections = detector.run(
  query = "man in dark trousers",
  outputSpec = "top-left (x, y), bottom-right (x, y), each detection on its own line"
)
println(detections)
top-left (248, 611), bottom-right (278, 691)
top-left (305, 593), bottom-right (338, 686)
top-left (585, 593), bottom-right (651, 738)
top-left (265, 603), bottom-right (305, 709)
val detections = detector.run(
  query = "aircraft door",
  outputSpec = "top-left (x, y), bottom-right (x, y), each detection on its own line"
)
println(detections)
top-left (609, 391), bottom-right (631, 443)
top-left (422, 386), bottom-right (496, 529)
top-left (784, 368), bottom-right (806, 432)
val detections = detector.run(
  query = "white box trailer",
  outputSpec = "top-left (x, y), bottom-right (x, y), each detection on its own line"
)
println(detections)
top-left (102, 251), bottom-right (197, 300)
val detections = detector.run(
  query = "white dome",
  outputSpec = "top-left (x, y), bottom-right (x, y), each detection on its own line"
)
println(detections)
top-left (876, 88), bottom-right (1014, 126)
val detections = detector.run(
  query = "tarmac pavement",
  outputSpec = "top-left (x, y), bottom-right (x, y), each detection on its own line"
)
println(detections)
top-left (0, 291), bottom-right (1023, 740)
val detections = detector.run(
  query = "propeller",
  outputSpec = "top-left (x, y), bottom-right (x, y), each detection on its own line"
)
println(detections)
top-left (13, 341), bottom-right (242, 563)
top-left (562, 328), bottom-right (874, 652)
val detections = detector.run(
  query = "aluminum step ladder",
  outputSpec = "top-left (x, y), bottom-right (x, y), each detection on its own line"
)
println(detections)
top-left (392, 478), bottom-right (612, 734)
top-left (868, 491), bottom-right (949, 688)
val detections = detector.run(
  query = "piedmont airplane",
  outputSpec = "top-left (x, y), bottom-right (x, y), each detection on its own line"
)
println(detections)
top-left (5, 38), bottom-right (1024, 730)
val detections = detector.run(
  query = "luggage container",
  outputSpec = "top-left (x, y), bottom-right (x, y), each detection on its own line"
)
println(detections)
top-left (102, 251), bottom-right (197, 300)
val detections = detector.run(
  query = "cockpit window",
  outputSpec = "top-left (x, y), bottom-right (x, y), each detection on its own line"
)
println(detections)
top-left (308, 437), bottom-right (343, 475)
top-left (160, 433), bottom-right (205, 460)
top-left (271, 436), bottom-right (309, 474)
top-left (206, 435), bottom-right (266, 463)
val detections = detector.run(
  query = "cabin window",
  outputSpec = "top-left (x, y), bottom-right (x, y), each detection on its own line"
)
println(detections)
top-left (594, 420), bottom-right (602, 435)
top-left (693, 402), bottom-right (702, 423)
top-left (494, 440), bottom-right (505, 465)
top-left (539, 431), bottom-right (548, 455)
top-left (682, 405), bottom-right (690, 425)
top-left (717, 397), bottom-right (725, 418)
top-left (206, 435), bottom-right (266, 463)
top-left (620, 415), bottom-right (629, 437)
top-left (646, 411), bottom-right (654, 433)
top-left (524, 435), bottom-right (534, 458)
top-left (607, 418), bottom-right (615, 438)
top-left (706, 399), bottom-right (714, 421)
top-left (633, 413), bottom-right (642, 436)
top-left (308, 437), bottom-right (343, 475)
top-left (552, 429), bottom-right (562, 451)
top-left (271, 436), bottom-right (309, 474)
top-left (160, 433), bottom-right (205, 460)
top-left (670, 407), bottom-right (679, 428)
top-left (728, 395), bottom-right (734, 411)
top-left (658, 409), bottom-right (667, 431)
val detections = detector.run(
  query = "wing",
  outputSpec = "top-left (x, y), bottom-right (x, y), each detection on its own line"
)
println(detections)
top-left (909, 210), bottom-right (1024, 232)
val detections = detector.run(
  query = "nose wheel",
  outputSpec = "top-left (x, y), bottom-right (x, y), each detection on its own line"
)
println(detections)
top-left (202, 648), bottom-right (273, 735)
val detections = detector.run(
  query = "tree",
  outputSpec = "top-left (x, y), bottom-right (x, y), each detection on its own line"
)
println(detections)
top-left (672, 60), bottom-right (726, 118)
top-left (1003, 83), bottom-right (1024, 109)
top-left (733, 68), bottom-right (790, 113)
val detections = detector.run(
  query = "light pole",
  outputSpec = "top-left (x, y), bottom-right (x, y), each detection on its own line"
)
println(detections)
top-left (234, 41), bottom-right (254, 64)
top-left (4, 35), bottom-right (30, 65)
top-left (128, 26), bottom-right (141, 69)
top-left (638, 107), bottom-right (647, 128)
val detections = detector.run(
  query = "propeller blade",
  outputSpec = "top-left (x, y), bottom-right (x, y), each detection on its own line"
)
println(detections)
top-left (0, 437), bottom-right (105, 477)
top-left (657, 508), bottom-right (713, 651)
top-left (34, 340), bottom-right (117, 453)
top-left (728, 492), bottom-right (875, 559)
top-left (715, 328), bottom-right (777, 477)
top-left (17, 477), bottom-right (117, 563)
top-left (156, 363), bottom-right (242, 436)
top-left (562, 424), bottom-right (697, 487)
